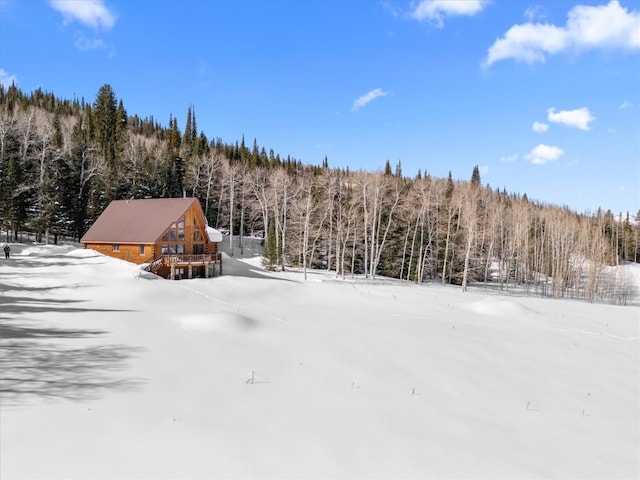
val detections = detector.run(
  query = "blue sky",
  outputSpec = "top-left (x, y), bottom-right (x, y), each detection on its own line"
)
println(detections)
top-left (1, 0), bottom-right (638, 215)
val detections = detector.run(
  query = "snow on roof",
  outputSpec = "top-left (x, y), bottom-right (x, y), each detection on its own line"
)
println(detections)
top-left (206, 226), bottom-right (223, 243)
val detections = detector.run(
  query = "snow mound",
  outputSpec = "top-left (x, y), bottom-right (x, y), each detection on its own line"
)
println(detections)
top-left (19, 245), bottom-right (76, 256)
top-left (465, 298), bottom-right (538, 318)
top-left (620, 262), bottom-right (640, 291)
top-left (177, 312), bottom-right (258, 332)
top-left (65, 248), bottom-right (102, 258)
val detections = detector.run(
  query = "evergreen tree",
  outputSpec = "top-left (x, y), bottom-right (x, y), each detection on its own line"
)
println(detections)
top-left (52, 113), bottom-right (64, 149)
top-left (262, 218), bottom-right (279, 270)
top-left (93, 84), bottom-right (119, 202)
top-left (445, 171), bottom-right (454, 199)
top-left (395, 160), bottom-right (402, 178)
top-left (0, 122), bottom-right (27, 240)
top-left (471, 165), bottom-right (481, 188)
top-left (66, 114), bottom-right (94, 239)
top-left (384, 159), bottom-right (392, 176)
top-left (182, 105), bottom-right (196, 159)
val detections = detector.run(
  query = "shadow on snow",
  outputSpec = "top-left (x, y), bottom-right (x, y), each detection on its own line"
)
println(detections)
top-left (0, 276), bottom-right (144, 406)
top-left (0, 322), bottom-right (145, 406)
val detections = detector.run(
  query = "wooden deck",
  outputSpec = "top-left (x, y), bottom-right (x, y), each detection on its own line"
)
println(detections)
top-left (145, 253), bottom-right (222, 279)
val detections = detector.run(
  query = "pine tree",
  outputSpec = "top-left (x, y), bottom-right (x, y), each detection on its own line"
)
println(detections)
top-left (93, 84), bottom-right (119, 202)
top-left (384, 159), bottom-right (392, 176)
top-left (445, 171), bottom-right (454, 199)
top-left (395, 160), bottom-right (402, 178)
top-left (0, 120), bottom-right (27, 240)
top-left (262, 218), bottom-right (279, 270)
top-left (471, 165), bottom-right (481, 188)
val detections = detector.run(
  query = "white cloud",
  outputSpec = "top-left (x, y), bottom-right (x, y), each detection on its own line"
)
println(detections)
top-left (381, 1), bottom-right (402, 19)
top-left (484, 0), bottom-right (640, 67)
top-left (49, 0), bottom-right (116, 30)
top-left (0, 68), bottom-right (18, 88)
top-left (524, 5), bottom-right (547, 22)
top-left (619, 100), bottom-right (633, 109)
top-left (352, 88), bottom-right (390, 112)
top-left (525, 144), bottom-right (564, 165)
top-left (74, 35), bottom-right (106, 51)
top-left (532, 121), bottom-right (549, 133)
top-left (500, 154), bottom-right (518, 163)
top-left (411, 0), bottom-right (489, 27)
top-left (547, 107), bottom-right (595, 131)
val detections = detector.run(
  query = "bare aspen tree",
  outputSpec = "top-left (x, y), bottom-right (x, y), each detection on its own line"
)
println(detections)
top-left (248, 166), bottom-right (272, 247)
top-left (335, 173), bottom-right (358, 279)
top-left (441, 198), bottom-right (461, 285)
top-left (323, 167), bottom-right (336, 272)
top-left (301, 173), bottom-right (314, 280)
top-left (358, 172), bottom-right (370, 278)
top-left (402, 179), bottom-right (422, 281)
top-left (27, 109), bottom-right (54, 242)
top-left (238, 164), bottom-right (246, 254)
top-left (461, 188), bottom-right (477, 292)
top-left (357, 172), bottom-right (402, 279)
top-left (224, 161), bottom-right (239, 255)
top-left (270, 168), bottom-right (294, 270)
top-left (202, 149), bottom-right (224, 224)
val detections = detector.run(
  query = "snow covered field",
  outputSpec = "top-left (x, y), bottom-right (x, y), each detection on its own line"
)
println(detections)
top-left (1, 243), bottom-right (638, 479)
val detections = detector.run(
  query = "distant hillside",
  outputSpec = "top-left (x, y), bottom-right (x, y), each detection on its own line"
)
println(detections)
top-left (1, 83), bottom-right (638, 302)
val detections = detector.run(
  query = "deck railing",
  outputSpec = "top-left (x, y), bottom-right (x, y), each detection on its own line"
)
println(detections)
top-left (162, 253), bottom-right (222, 266)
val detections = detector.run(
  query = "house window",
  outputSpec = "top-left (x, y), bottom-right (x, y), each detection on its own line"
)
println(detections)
top-left (178, 229), bottom-right (185, 241)
top-left (194, 243), bottom-right (204, 254)
top-left (178, 216), bottom-right (185, 229)
top-left (140, 245), bottom-right (145, 255)
top-left (113, 244), bottom-right (120, 252)
top-left (194, 230), bottom-right (203, 241)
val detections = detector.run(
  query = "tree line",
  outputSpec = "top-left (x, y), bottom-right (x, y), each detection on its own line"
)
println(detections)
top-left (1, 83), bottom-right (638, 303)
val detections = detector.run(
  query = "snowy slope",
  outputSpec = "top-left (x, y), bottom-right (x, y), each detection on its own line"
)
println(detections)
top-left (1, 244), bottom-right (638, 479)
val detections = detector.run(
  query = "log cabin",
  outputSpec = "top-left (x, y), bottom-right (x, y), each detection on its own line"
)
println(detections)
top-left (81, 197), bottom-right (223, 279)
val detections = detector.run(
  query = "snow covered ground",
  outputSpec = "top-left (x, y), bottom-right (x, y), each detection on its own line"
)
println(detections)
top-left (1, 243), bottom-right (638, 479)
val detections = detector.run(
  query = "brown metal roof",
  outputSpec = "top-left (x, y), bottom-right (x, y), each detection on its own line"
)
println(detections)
top-left (81, 198), bottom-right (202, 244)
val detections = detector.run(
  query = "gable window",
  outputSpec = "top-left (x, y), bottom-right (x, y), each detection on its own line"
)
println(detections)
top-left (113, 244), bottom-right (120, 252)
top-left (140, 245), bottom-right (145, 255)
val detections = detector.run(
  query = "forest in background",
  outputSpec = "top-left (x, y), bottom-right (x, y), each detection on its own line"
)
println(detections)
top-left (1, 84), bottom-right (638, 304)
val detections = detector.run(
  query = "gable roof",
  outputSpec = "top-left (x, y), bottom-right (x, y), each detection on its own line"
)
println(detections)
top-left (81, 198), bottom-right (203, 244)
